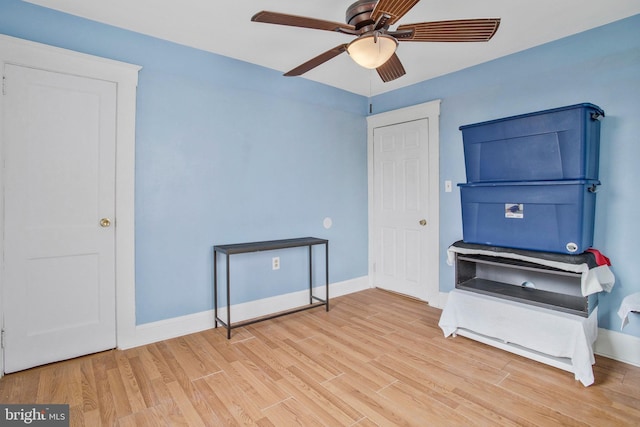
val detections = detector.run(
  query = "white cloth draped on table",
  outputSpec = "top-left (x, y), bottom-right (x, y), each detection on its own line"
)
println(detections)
top-left (439, 289), bottom-right (599, 386)
top-left (618, 292), bottom-right (640, 330)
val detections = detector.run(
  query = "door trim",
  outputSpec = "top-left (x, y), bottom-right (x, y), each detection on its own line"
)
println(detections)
top-left (367, 100), bottom-right (441, 303)
top-left (0, 35), bottom-right (141, 372)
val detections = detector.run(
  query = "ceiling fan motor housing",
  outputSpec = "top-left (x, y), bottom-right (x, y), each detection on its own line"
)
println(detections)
top-left (346, 0), bottom-right (378, 30)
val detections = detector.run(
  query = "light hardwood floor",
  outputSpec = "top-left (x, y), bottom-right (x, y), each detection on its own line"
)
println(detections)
top-left (1, 288), bottom-right (639, 426)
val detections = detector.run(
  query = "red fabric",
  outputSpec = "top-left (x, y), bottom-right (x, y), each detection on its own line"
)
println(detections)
top-left (586, 248), bottom-right (611, 266)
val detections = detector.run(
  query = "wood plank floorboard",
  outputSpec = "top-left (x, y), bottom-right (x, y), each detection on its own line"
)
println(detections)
top-left (0, 288), bottom-right (639, 426)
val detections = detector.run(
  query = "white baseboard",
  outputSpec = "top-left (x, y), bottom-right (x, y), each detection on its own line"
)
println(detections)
top-left (122, 276), bottom-right (370, 349)
top-left (428, 291), bottom-right (449, 310)
top-left (593, 327), bottom-right (640, 367)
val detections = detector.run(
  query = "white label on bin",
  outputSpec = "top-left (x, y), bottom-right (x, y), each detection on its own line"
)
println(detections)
top-left (505, 203), bottom-right (524, 218)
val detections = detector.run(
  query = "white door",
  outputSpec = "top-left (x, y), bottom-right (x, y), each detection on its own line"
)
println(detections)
top-left (3, 64), bottom-right (117, 373)
top-left (372, 118), bottom-right (437, 301)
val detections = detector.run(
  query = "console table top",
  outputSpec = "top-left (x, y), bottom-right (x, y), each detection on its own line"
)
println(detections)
top-left (214, 237), bottom-right (328, 255)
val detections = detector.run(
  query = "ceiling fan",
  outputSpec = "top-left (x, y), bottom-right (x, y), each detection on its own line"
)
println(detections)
top-left (252, 0), bottom-right (500, 83)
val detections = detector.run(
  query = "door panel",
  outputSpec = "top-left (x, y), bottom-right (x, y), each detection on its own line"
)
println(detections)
top-left (3, 64), bottom-right (117, 373)
top-left (373, 118), bottom-right (433, 300)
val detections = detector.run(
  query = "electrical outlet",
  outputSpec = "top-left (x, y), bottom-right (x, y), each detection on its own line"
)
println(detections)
top-left (445, 180), bottom-right (452, 193)
top-left (272, 257), bottom-right (280, 270)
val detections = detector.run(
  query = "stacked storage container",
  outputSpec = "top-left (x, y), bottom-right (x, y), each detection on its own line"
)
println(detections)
top-left (458, 103), bottom-right (604, 254)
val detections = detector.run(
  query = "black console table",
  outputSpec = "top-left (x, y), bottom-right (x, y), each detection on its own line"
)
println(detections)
top-left (213, 237), bottom-right (329, 339)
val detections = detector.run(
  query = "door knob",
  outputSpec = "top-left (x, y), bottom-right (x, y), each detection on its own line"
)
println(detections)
top-left (100, 218), bottom-right (112, 228)
top-left (419, 219), bottom-right (427, 226)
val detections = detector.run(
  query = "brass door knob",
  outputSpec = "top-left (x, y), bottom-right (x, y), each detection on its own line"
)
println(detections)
top-left (100, 218), bottom-right (112, 228)
top-left (419, 219), bottom-right (427, 226)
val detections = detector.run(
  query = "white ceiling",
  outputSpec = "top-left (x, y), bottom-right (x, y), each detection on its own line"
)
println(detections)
top-left (24, 0), bottom-right (640, 96)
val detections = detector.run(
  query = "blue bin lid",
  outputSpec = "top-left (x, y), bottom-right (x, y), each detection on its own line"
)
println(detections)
top-left (459, 103), bottom-right (605, 131)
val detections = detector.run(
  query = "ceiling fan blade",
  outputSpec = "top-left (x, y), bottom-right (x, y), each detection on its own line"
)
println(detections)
top-left (397, 18), bottom-right (501, 42)
top-left (376, 53), bottom-right (406, 82)
top-left (284, 44), bottom-right (348, 77)
top-left (252, 11), bottom-right (356, 34)
top-left (371, 0), bottom-right (421, 26)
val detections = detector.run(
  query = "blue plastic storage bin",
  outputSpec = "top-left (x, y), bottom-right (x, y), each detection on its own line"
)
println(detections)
top-left (460, 103), bottom-right (604, 183)
top-left (459, 180), bottom-right (599, 254)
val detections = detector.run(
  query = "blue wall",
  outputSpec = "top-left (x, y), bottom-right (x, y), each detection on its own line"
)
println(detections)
top-left (2, 0), bottom-right (639, 339)
top-left (0, 0), bottom-right (369, 324)
top-left (373, 14), bottom-right (640, 338)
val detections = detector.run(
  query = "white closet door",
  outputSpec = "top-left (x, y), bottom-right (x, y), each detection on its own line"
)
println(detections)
top-left (3, 63), bottom-right (117, 373)
top-left (373, 118), bottom-right (435, 300)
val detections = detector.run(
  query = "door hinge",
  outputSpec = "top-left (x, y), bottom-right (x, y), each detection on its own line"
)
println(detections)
top-left (1, 329), bottom-right (5, 349)
top-left (2, 75), bottom-right (5, 96)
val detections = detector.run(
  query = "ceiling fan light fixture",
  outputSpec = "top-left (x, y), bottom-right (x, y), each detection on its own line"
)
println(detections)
top-left (347, 33), bottom-right (398, 69)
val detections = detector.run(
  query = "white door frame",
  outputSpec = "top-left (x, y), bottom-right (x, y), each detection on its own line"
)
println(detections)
top-left (0, 35), bottom-right (141, 372)
top-left (367, 100), bottom-right (441, 303)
